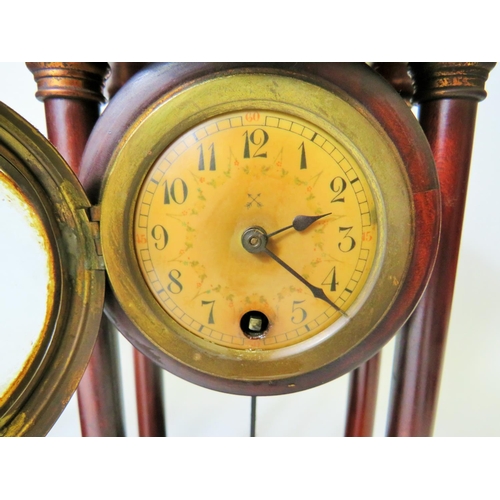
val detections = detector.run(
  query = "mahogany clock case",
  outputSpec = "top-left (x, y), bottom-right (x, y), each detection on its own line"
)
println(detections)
top-left (79, 62), bottom-right (440, 396)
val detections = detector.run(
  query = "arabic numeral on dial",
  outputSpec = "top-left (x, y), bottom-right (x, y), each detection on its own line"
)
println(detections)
top-left (201, 300), bottom-right (216, 324)
top-left (330, 176), bottom-right (346, 203)
top-left (338, 226), bottom-right (356, 252)
top-left (151, 225), bottom-right (168, 250)
top-left (322, 266), bottom-right (339, 292)
top-left (198, 143), bottom-right (216, 171)
top-left (243, 129), bottom-right (269, 158)
top-left (291, 300), bottom-right (307, 324)
top-left (163, 178), bottom-right (188, 204)
top-left (298, 142), bottom-right (307, 169)
top-left (167, 269), bottom-right (183, 294)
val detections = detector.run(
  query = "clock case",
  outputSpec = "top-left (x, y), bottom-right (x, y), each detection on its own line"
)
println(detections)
top-left (0, 64), bottom-right (440, 434)
top-left (81, 63), bottom-right (440, 396)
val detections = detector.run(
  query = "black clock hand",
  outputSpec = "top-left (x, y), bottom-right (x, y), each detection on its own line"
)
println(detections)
top-left (263, 247), bottom-right (346, 315)
top-left (267, 213), bottom-right (332, 238)
top-left (241, 226), bottom-right (347, 316)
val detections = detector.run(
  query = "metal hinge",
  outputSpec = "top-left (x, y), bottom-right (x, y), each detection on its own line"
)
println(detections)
top-left (79, 205), bottom-right (105, 271)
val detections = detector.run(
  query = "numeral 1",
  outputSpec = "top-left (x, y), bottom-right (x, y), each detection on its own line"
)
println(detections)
top-left (298, 142), bottom-right (307, 169)
top-left (198, 143), bottom-right (216, 171)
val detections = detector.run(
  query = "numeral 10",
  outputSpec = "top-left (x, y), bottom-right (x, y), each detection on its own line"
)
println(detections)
top-left (163, 178), bottom-right (188, 205)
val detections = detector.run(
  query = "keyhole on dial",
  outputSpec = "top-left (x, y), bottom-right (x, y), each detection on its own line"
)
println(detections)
top-left (240, 311), bottom-right (269, 339)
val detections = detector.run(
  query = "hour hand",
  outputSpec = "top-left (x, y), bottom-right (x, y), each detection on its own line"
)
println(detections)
top-left (267, 213), bottom-right (331, 238)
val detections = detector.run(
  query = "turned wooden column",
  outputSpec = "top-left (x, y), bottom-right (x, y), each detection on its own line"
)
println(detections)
top-left (27, 62), bottom-right (126, 436)
top-left (345, 63), bottom-right (415, 437)
top-left (345, 351), bottom-right (381, 437)
top-left (387, 62), bottom-right (495, 436)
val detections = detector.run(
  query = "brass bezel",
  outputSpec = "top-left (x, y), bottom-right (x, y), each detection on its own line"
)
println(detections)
top-left (0, 102), bottom-right (105, 436)
top-left (100, 72), bottom-right (413, 384)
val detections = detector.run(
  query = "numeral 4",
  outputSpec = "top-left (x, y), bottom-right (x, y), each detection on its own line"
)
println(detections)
top-left (322, 266), bottom-right (339, 292)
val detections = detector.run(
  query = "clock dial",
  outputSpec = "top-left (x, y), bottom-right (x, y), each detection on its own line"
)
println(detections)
top-left (133, 110), bottom-right (378, 350)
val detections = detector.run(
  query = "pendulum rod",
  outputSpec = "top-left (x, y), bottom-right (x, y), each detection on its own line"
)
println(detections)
top-left (27, 62), bottom-right (126, 436)
top-left (250, 396), bottom-right (257, 437)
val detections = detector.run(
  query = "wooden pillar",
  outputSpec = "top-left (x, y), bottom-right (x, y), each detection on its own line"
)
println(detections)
top-left (27, 62), bottom-right (126, 436)
top-left (345, 352), bottom-right (381, 436)
top-left (387, 62), bottom-right (495, 436)
top-left (345, 63), bottom-right (414, 437)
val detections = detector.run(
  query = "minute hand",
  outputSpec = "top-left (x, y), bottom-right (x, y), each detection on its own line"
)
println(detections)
top-left (262, 246), bottom-right (347, 317)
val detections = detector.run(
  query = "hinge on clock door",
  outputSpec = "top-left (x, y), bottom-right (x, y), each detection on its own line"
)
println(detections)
top-left (78, 204), bottom-right (105, 271)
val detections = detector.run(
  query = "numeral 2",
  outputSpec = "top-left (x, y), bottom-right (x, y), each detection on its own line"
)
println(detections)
top-left (330, 177), bottom-right (346, 203)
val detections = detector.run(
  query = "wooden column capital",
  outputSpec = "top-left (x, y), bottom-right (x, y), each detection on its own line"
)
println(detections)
top-left (26, 62), bottom-right (110, 103)
top-left (409, 62), bottom-right (496, 102)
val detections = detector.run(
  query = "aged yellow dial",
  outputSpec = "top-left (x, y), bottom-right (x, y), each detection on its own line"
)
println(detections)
top-left (133, 110), bottom-right (378, 350)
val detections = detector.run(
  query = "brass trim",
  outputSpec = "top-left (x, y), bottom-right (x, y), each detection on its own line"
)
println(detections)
top-left (26, 63), bottom-right (110, 103)
top-left (0, 102), bottom-right (105, 436)
top-left (409, 62), bottom-right (496, 102)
